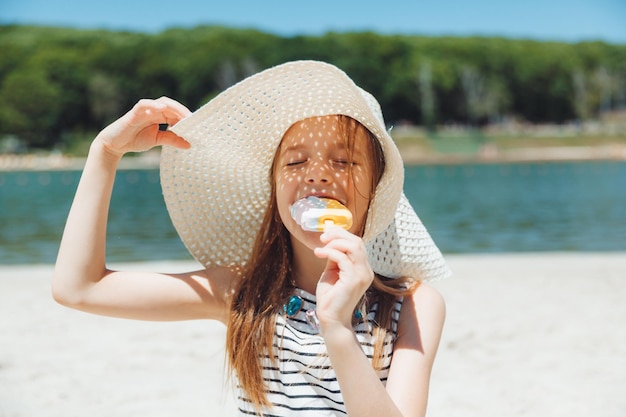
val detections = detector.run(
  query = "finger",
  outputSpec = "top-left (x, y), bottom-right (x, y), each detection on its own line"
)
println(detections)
top-left (155, 96), bottom-right (193, 117)
top-left (317, 267), bottom-right (339, 288)
top-left (157, 130), bottom-right (191, 149)
top-left (317, 237), bottom-right (368, 265)
top-left (152, 98), bottom-right (192, 130)
top-left (129, 99), bottom-right (189, 128)
top-left (314, 246), bottom-right (355, 277)
top-left (319, 226), bottom-right (354, 242)
top-left (319, 229), bottom-right (367, 255)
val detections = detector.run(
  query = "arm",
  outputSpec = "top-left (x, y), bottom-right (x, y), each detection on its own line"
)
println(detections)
top-left (52, 97), bottom-right (234, 323)
top-left (315, 229), bottom-right (446, 416)
top-left (323, 284), bottom-right (444, 417)
top-left (385, 284), bottom-right (446, 416)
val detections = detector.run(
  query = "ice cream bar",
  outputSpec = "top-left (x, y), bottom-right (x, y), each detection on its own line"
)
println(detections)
top-left (290, 196), bottom-right (353, 232)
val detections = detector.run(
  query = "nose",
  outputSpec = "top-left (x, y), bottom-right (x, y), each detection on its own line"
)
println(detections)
top-left (305, 160), bottom-right (332, 184)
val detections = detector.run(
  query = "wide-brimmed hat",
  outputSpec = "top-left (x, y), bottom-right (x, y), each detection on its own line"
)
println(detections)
top-left (160, 60), bottom-right (450, 281)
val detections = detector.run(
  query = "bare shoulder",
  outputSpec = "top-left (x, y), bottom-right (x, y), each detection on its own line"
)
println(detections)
top-left (199, 264), bottom-right (241, 303)
top-left (410, 281), bottom-right (446, 313)
top-left (396, 282), bottom-right (446, 349)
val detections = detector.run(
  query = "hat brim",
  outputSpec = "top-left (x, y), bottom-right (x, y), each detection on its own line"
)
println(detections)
top-left (160, 60), bottom-right (450, 281)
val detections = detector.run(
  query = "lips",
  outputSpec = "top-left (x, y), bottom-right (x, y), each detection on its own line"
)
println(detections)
top-left (290, 196), bottom-right (353, 231)
top-left (298, 194), bottom-right (345, 206)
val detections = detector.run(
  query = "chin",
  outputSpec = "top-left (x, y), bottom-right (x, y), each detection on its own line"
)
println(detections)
top-left (285, 223), bottom-right (318, 248)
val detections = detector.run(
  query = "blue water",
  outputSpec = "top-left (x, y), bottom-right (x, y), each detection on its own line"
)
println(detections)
top-left (405, 162), bottom-right (626, 253)
top-left (1, 161), bottom-right (625, 264)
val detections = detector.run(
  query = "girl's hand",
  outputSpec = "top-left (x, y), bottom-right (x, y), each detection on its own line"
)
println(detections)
top-left (95, 96), bottom-right (192, 158)
top-left (313, 227), bottom-right (374, 332)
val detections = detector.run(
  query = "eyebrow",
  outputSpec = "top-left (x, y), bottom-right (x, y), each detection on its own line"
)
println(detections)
top-left (280, 143), bottom-right (369, 160)
top-left (280, 144), bottom-right (307, 153)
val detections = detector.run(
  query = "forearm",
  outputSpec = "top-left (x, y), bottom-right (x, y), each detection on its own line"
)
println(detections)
top-left (324, 325), bottom-right (404, 417)
top-left (52, 140), bottom-right (122, 301)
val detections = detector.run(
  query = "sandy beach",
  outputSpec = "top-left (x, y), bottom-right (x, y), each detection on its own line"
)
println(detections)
top-left (1, 253), bottom-right (625, 417)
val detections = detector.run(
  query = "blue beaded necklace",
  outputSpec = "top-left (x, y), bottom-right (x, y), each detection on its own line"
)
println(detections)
top-left (282, 293), bottom-right (365, 331)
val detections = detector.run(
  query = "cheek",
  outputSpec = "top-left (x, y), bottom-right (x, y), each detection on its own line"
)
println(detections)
top-left (351, 166), bottom-right (373, 195)
top-left (275, 170), bottom-right (302, 194)
top-left (274, 171), bottom-right (300, 220)
top-left (335, 172), bottom-right (349, 188)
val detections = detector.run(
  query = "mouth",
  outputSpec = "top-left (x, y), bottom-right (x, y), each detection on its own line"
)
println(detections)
top-left (290, 195), bottom-right (354, 232)
top-left (297, 194), bottom-right (345, 206)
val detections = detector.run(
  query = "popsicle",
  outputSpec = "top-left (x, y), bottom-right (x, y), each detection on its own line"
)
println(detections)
top-left (290, 196), bottom-right (353, 232)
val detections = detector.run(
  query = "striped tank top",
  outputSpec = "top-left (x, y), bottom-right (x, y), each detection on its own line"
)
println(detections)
top-left (235, 288), bottom-right (404, 416)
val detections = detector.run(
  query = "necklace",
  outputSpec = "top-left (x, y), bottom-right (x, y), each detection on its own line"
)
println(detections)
top-left (283, 292), bottom-right (365, 331)
top-left (283, 294), bottom-right (320, 330)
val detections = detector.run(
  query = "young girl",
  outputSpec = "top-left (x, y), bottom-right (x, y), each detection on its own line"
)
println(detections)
top-left (53, 60), bottom-right (450, 416)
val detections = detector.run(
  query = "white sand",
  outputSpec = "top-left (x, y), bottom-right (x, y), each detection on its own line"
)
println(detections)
top-left (1, 253), bottom-right (625, 417)
top-left (429, 253), bottom-right (626, 417)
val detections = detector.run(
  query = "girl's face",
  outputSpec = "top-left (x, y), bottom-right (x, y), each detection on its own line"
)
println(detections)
top-left (274, 115), bottom-right (375, 249)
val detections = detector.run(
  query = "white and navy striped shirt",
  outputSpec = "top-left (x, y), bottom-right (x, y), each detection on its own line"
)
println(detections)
top-left (236, 288), bottom-right (403, 416)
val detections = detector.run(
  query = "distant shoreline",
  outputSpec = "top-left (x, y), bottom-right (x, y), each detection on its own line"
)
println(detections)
top-left (2, 143), bottom-right (626, 172)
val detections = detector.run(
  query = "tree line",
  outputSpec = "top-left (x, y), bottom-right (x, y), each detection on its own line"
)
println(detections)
top-left (1, 24), bottom-right (625, 150)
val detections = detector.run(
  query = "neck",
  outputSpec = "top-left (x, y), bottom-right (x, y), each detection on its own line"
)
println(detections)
top-left (290, 237), bottom-right (326, 294)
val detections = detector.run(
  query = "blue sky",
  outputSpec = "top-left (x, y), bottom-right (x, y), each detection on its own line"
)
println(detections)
top-left (1, 0), bottom-right (625, 44)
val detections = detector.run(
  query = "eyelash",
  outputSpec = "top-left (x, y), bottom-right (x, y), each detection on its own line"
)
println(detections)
top-left (284, 159), bottom-right (355, 167)
top-left (334, 159), bottom-right (357, 167)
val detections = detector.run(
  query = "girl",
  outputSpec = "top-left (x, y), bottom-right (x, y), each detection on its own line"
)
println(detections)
top-left (53, 60), bottom-right (450, 416)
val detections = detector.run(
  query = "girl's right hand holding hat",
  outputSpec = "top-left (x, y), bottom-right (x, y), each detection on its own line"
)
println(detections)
top-left (52, 96), bottom-right (220, 322)
top-left (95, 96), bottom-right (191, 158)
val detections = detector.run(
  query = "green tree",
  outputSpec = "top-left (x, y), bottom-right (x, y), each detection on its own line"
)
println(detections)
top-left (0, 69), bottom-right (62, 147)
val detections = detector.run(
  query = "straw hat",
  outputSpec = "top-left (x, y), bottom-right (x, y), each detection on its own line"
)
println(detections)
top-left (160, 60), bottom-right (450, 281)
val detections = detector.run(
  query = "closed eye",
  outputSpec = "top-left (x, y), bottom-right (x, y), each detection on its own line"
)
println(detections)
top-left (286, 159), bottom-right (307, 166)
top-left (332, 159), bottom-right (354, 167)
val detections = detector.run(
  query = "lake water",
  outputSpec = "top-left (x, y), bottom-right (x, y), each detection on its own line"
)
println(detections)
top-left (1, 161), bottom-right (625, 264)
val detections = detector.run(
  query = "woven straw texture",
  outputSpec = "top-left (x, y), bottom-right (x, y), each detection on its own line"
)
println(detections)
top-left (160, 60), bottom-right (450, 281)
